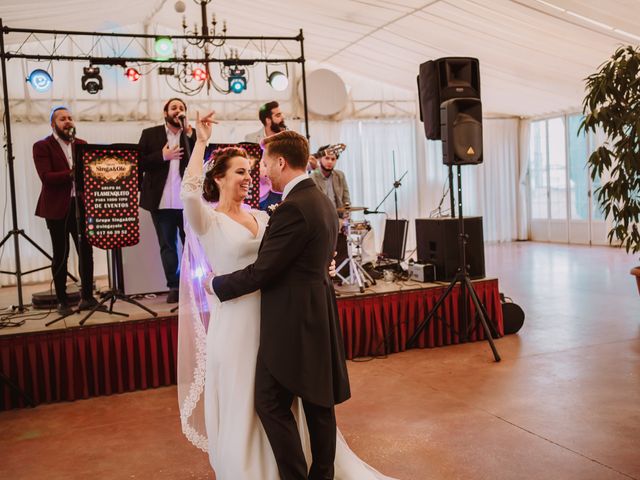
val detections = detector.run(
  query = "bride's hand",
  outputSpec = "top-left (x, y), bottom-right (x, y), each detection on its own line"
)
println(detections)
top-left (203, 271), bottom-right (216, 295)
top-left (328, 252), bottom-right (337, 277)
top-left (195, 110), bottom-right (217, 142)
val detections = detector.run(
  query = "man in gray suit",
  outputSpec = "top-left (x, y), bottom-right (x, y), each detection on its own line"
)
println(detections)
top-left (310, 145), bottom-right (351, 214)
top-left (244, 101), bottom-right (287, 144)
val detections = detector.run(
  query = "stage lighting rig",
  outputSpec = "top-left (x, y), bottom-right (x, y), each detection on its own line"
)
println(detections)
top-left (265, 63), bottom-right (289, 91)
top-left (26, 69), bottom-right (53, 93)
top-left (81, 66), bottom-right (103, 94)
top-left (228, 67), bottom-right (247, 94)
top-left (192, 66), bottom-right (208, 82)
top-left (267, 69), bottom-right (288, 91)
top-left (155, 37), bottom-right (174, 59)
top-left (125, 67), bottom-right (141, 82)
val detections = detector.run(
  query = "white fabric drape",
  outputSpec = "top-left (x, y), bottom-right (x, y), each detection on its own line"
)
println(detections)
top-left (335, 119), bottom-right (420, 253)
top-left (464, 118), bottom-right (521, 243)
top-left (419, 118), bottom-right (522, 245)
top-left (309, 118), bottom-right (523, 255)
top-left (0, 119), bottom-right (263, 286)
top-left (1, 117), bottom-right (524, 286)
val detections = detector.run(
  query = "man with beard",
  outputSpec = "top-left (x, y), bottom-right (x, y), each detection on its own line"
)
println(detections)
top-left (246, 102), bottom-right (319, 173)
top-left (33, 106), bottom-right (98, 315)
top-left (138, 98), bottom-right (196, 303)
top-left (244, 101), bottom-right (286, 144)
top-left (310, 145), bottom-right (351, 214)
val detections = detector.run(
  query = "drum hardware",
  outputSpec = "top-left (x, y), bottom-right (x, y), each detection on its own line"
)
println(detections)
top-left (335, 212), bottom-right (376, 293)
top-left (336, 205), bottom-right (366, 214)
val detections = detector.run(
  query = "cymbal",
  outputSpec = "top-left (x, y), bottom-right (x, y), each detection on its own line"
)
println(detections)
top-left (337, 206), bottom-right (366, 213)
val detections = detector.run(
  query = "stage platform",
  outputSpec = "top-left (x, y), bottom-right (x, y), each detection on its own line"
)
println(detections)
top-left (0, 276), bottom-right (503, 410)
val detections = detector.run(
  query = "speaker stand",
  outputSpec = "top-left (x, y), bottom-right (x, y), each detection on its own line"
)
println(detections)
top-left (407, 165), bottom-right (501, 361)
top-left (448, 165), bottom-right (455, 218)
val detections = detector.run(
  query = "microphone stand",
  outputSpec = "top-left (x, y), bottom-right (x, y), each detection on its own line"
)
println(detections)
top-left (170, 115), bottom-right (192, 313)
top-left (365, 170), bottom-right (408, 215)
top-left (366, 154), bottom-right (408, 267)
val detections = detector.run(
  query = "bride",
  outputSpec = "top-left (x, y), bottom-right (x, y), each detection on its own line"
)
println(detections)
top-left (177, 111), bottom-right (396, 479)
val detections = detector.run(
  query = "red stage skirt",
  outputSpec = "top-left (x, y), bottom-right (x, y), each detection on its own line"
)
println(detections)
top-left (1, 279), bottom-right (502, 410)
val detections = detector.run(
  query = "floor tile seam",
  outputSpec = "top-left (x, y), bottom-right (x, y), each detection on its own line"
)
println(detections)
top-left (404, 337), bottom-right (640, 378)
top-left (488, 413), bottom-right (639, 480)
top-left (514, 338), bottom-right (639, 360)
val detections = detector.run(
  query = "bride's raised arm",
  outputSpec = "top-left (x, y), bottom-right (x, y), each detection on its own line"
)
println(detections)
top-left (181, 111), bottom-right (217, 235)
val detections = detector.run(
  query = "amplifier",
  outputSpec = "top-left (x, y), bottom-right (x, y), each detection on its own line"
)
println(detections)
top-left (415, 217), bottom-right (485, 281)
top-left (408, 262), bottom-right (436, 283)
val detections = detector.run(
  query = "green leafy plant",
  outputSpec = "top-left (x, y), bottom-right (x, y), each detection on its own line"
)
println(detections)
top-left (580, 45), bottom-right (640, 257)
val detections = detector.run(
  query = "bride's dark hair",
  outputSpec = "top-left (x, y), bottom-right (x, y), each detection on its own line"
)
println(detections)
top-left (203, 147), bottom-right (249, 202)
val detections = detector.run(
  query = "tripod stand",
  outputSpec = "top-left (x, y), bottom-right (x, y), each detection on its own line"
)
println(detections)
top-left (406, 165), bottom-right (501, 361)
top-left (336, 217), bottom-right (376, 293)
top-left (0, 23), bottom-right (77, 312)
top-left (77, 248), bottom-right (157, 326)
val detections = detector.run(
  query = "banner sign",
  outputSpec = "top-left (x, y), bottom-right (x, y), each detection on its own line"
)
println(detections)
top-left (77, 144), bottom-right (140, 250)
top-left (206, 142), bottom-right (262, 209)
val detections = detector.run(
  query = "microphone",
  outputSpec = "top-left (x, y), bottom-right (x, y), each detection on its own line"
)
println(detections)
top-left (66, 127), bottom-right (76, 142)
top-left (364, 209), bottom-right (384, 215)
top-left (177, 113), bottom-right (187, 129)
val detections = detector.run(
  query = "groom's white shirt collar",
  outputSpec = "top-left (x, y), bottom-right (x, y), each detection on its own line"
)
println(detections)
top-left (282, 173), bottom-right (308, 200)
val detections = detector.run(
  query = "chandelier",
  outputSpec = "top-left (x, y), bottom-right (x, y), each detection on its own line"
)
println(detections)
top-left (164, 0), bottom-right (246, 95)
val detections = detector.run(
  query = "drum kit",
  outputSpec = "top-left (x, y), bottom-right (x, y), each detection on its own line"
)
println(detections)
top-left (335, 204), bottom-right (376, 293)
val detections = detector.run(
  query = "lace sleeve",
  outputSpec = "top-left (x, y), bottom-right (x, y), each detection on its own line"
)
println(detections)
top-left (181, 172), bottom-right (212, 235)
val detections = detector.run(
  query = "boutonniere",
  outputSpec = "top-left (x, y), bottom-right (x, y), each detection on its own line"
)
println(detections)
top-left (267, 202), bottom-right (282, 216)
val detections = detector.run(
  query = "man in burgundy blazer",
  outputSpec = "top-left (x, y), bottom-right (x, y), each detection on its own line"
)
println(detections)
top-left (33, 107), bottom-right (97, 315)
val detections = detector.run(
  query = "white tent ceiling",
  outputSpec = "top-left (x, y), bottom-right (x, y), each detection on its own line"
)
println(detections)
top-left (1, 0), bottom-right (639, 117)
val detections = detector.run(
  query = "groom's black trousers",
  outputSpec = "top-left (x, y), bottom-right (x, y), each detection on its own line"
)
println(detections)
top-left (255, 355), bottom-right (336, 480)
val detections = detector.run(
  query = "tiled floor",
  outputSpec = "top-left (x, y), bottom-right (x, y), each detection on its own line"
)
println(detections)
top-left (0, 242), bottom-right (638, 480)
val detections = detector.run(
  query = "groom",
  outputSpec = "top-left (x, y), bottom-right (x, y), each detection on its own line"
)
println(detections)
top-left (208, 130), bottom-right (351, 480)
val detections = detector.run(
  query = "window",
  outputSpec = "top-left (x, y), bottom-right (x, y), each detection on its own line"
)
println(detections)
top-left (529, 120), bottom-right (548, 219)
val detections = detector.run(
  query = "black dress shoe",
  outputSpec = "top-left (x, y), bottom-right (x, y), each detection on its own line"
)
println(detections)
top-left (78, 297), bottom-right (108, 312)
top-left (166, 289), bottom-right (179, 304)
top-left (56, 303), bottom-right (73, 316)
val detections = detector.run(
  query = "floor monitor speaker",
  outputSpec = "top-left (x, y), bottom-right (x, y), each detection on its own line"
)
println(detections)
top-left (415, 217), bottom-right (485, 281)
top-left (381, 219), bottom-right (409, 261)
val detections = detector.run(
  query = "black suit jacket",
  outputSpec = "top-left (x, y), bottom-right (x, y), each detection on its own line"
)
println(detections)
top-left (137, 124), bottom-right (196, 211)
top-left (213, 178), bottom-right (351, 408)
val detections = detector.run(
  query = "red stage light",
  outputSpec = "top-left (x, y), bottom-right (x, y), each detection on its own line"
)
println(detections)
top-left (192, 67), bottom-right (208, 82)
top-left (125, 67), bottom-right (141, 82)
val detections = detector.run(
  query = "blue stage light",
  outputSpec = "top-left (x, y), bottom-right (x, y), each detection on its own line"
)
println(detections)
top-left (26, 69), bottom-right (53, 93)
top-left (228, 68), bottom-right (246, 94)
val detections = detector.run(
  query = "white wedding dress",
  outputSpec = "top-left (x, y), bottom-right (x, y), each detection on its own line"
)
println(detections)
top-left (177, 172), bottom-right (396, 480)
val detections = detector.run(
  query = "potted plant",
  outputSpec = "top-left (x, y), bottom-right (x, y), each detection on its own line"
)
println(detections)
top-left (580, 45), bottom-right (640, 295)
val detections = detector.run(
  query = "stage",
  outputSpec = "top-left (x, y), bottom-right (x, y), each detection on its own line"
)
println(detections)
top-left (0, 276), bottom-right (503, 410)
